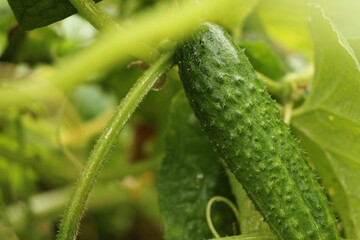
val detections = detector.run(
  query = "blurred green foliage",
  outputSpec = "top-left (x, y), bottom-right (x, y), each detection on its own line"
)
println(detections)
top-left (0, 0), bottom-right (360, 239)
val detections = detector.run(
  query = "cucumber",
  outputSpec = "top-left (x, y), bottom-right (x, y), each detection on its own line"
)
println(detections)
top-left (176, 23), bottom-right (340, 240)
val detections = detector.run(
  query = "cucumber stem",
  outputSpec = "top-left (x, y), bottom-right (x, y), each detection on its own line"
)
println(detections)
top-left (56, 51), bottom-right (174, 240)
top-left (282, 65), bottom-right (313, 86)
top-left (283, 102), bottom-right (294, 125)
top-left (256, 72), bottom-right (285, 101)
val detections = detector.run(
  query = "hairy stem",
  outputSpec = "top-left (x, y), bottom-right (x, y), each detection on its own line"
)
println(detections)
top-left (56, 51), bottom-right (174, 240)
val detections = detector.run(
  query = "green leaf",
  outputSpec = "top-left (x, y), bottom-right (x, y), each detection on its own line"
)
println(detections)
top-left (257, 0), bottom-right (360, 56)
top-left (214, 0), bottom-right (258, 38)
top-left (291, 5), bottom-right (360, 239)
top-left (227, 172), bottom-right (272, 235)
top-left (239, 41), bottom-right (286, 80)
top-left (215, 0), bottom-right (259, 38)
top-left (0, 27), bottom-right (64, 63)
top-left (348, 38), bottom-right (360, 62)
top-left (314, 0), bottom-right (360, 38)
top-left (239, 10), bottom-right (288, 80)
top-left (157, 92), bottom-right (237, 240)
top-left (256, 0), bottom-right (311, 55)
top-left (7, 0), bottom-right (101, 30)
top-left (70, 84), bottom-right (116, 122)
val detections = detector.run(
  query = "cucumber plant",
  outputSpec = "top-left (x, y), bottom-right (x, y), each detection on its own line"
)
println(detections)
top-left (1, 0), bottom-right (359, 240)
top-left (176, 23), bottom-right (340, 240)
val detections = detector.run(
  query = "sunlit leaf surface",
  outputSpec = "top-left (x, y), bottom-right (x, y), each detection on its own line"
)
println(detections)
top-left (292, 5), bottom-right (360, 238)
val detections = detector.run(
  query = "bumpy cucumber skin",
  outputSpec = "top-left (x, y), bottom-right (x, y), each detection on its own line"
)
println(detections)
top-left (177, 23), bottom-right (340, 240)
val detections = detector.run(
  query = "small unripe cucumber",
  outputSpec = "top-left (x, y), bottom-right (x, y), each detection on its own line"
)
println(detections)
top-left (177, 23), bottom-right (340, 240)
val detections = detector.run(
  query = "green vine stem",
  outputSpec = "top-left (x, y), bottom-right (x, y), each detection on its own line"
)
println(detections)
top-left (209, 233), bottom-right (276, 240)
top-left (68, 0), bottom-right (159, 63)
top-left (69, 0), bottom-right (117, 30)
top-left (255, 72), bottom-right (286, 102)
top-left (282, 64), bottom-right (313, 86)
top-left (206, 196), bottom-right (241, 239)
top-left (283, 102), bottom-right (294, 125)
top-left (56, 51), bottom-right (174, 240)
top-left (205, 197), bottom-right (277, 240)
